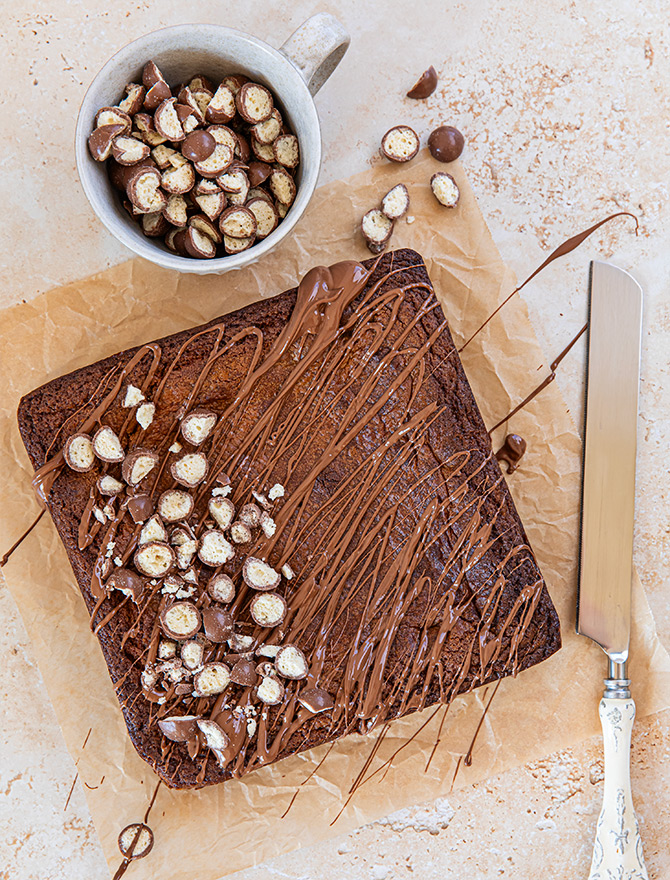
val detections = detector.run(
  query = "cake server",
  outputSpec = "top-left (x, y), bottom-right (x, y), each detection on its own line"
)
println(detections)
top-left (577, 260), bottom-right (648, 879)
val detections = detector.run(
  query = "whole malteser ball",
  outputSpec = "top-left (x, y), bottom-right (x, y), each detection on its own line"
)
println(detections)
top-left (427, 125), bottom-right (465, 163)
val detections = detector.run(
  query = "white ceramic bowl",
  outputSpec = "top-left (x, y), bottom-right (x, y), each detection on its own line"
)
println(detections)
top-left (75, 15), bottom-right (349, 274)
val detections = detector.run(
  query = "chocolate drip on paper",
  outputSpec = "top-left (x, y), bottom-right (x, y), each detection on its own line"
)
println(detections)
top-left (0, 509), bottom-right (45, 567)
top-left (495, 434), bottom-right (527, 474)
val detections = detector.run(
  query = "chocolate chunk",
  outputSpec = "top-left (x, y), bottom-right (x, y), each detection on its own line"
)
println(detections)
top-left (495, 433), bottom-right (527, 474)
top-left (406, 65), bottom-right (438, 99)
top-left (427, 125), bottom-right (465, 163)
top-left (181, 130), bottom-right (216, 163)
top-left (127, 493), bottom-right (154, 523)
top-left (158, 714), bottom-right (200, 742)
top-left (298, 686), bottom-right (334, 714)
top-left (202, 605), bottom-right (234, 642)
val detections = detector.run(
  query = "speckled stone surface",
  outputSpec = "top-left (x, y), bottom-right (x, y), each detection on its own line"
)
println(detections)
top-left (1, 1), bottom-right (669, 878)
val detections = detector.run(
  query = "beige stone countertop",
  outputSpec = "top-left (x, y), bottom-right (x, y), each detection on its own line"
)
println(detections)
top-left (1, 1), bottom-right (669, 878)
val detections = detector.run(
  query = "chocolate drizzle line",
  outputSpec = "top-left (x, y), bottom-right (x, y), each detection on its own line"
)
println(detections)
top-left (0, 509), bottom-right (45, 567)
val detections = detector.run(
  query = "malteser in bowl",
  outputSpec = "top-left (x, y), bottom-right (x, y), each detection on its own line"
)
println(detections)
top-left (75, 16), bottom-right (349, 274)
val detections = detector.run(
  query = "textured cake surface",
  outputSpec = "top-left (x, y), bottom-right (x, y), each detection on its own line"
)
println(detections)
top-left (17, 249), bottom-right (561, 789)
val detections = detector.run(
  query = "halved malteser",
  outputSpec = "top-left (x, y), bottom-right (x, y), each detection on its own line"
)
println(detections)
top-left (160, 601), bottom-right (202, 640)
top-left (180, 639), bottom-right (204, 670)
top-left (151, 144), bottom-right (178, 169)
top-left (236, 82), bottom-right (273, 123)
top-left (430, 171), bottom-right (460, 207)
top-left (92, 426), bottom-right (125, 463)
top-left (189, 214), bottom-right (222, 243)
top-left (381, 183), bottom-right (410, 220)
top-left (222, 73), bottom-right (249, 94)
top-left (127, 167), bottom-right (167, 214)
top-left (189, 74), bottom-right (214, 92)
top-left (122, 449), bottom-right (159, 486)
top-left (184, 226), bottom-right (217, 259)
top-left (247, 185), bottom-right (273, 203)
top-left (154, 98), bottom-right (185, 142)
top-left (118, 83), bottom-right (146, 116)
top-left (198, 529), bottom-right (235, 566)
top-left (273, 134), bottom-right (300, 169)
top-left (139, 514), bottom-right (168, 545)
top-left (246, 197), bottom-right (278, 239)
top-left (206, 124), bottom-right (238, 152)
top-left (219, 206), bottom-right (257, 239)
top-left (275, 645), bottom-right (309, 680)
top-left (361, 208), bottom-right (393, 253)
top-left (223, 234), bottom-right (255, 254)
top-left (161, 161), bottom-right (195, 195)
top-left (112, 135), bottom-right (150, 166)
top-left (177, 85), bottom-right (206, 122)
top-left (250, 592), bottom-right (286, 628)
top-left (196, 718), bottom-right (230, 767)
top-left (230, 521), bottom-right (252, 544)
top-left (194, 189), bottom-right (226, 222)
top-left (158, 714), bottom-right (200, 742)
top-left (144, 80), bottom-right (172, 110)
top-left (88, 124), bottom-right (125, 161)
top-left (194, 143), bottom-right (234, 178)
top-left (205, 83), bottom-right (236, 124)
top-left (158, 489), bottom-right (194, 523)
top-left (230, 658), bottom-right (257, 687)
top-left (269, 168), bottom-right (296, 207)
top-left (243, 557), bottom-right (280, 591)
top-left (165, 228), bottom-right (188, 255)
top-left (255, 675), bottom-right (284, 705)
top-left (191, 88), bottom-right (214, 121)
top-left (162, 194), bottom-right (188, 227)
top-left (251, 137), bottom-right (276, 163)
top-left (181, 130), bottom-right (216, 163)
top-left (142, 60), bottom-right (167, 89)
top-left (142, 211), bottom-right (169, 237)
top-left (208, 496), bottom-right (235, 530)
top-left (381, 125), bottom-right (420, 162)
top-left (216, 168), bottom-right (247, 194)
top-left (247, 161), bottom-right (272, 187)
top-left (251, 109), bottom-right (282, 145)
top-left (97, 474), bottom-right (124, 495)
top-left (180, 409), bottom-right (218, 445)
top-left (235, 133), bottom-right (251, 163)
top-left (298, 686), bottom-right (334, 714)
top-left (95, 106), bottom-right (132, 132)
top-left (134, 540), bottom-right (175, 577)
top-left (170, 452), bottom-right (209, 487)
top-left (64, 433), bottom-right (95, 472)
top-left (193, 662), bottom-right (231, 696)
top-left (202, 605), bottom-right (234, 642)
top-left (207, 572), bottom-right (235, 603)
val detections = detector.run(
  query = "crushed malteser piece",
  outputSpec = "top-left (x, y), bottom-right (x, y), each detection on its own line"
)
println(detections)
top-left (246, 718), bottom-right (257, 736)
top-left (238, 503), bottom-right (261, 527)
top-left (88, 123), bottom-right (125, 161)
top-left (133, 402), bottom-right (155, 431)
top-left (169, 441), bottom-right (182, 454)
top-left (193, 662), bottom-right (231, 696)
top-left (171, 452), bottom-right (209, 488)
top-left (280, 563), bottom-right (294, 580)
top-left (161, 572), bottom-right (183, 594)
top-left (161, 161), bottom-right (196, 195)
top-left (256, 643), bottom-right (280, 658)
top-left (203, 82), bottom-right (236, 124)
top-left (118, 823), bottom-right (154, 860)
top-left (202, 605), bottom-right (234, 642)
top-left (175, 537), bottom-right (198, 570)
top-left (230, 521), bottom-right (252, 544)
top-left (175, 584), bottom-right (196, 599)
top-left (198, 529), bottom-right (235, 567)
top-left (269, 167), bottom-right (296, 207)
top-left (275, 644), bottom-right (309, 680)
top-left (211, 485), bottom-right (232, 497)
top-left (249, 592), bottom-right (286, 627)
top-left (182, 567), bottom-right (198, 585)
top-left (273, 133), bottom-right (300, 169)
top-left (207, 572), bottom-right (235, 603)
top-left (112, 135), bottom-right (150, 166)
top-left (134, 541), bottom-right (175, 577)
top-left (122, 449), bottom-right (159, 486)
top-left (255, 660), bottom-right (277, 678)
top-left (93, 507), bottom-right (106, 524)
top-left (102, 502), bottom-right (115, 519)
top-left (208, 496), bottom-right (235, 530)
top-left (229, 633), bottom-right (255, 652)
top-left (123, 384), bottom-right (145, 408)
top-left (119, 83), bottom-right (146, 116)
top-left (139, 514), bottom-right (168, 545)
top-left (92, 425), bottom-right (125, 463)
top-left (63, 433), bottom-right (96, 473)
top-left (298, 686), bottom-right (335, 714)
top-left (153, 97), bottom-right (185, 142)
top-left (381, 125), bottom-right (420, 162)
top-left (181, 639), bottom-right (204, 670)
top-left (430, 171), bottom-right (460, 208)
top-left (361, 208), bottom-right (393, 254)
top-left (114, 556), bottom-right (123, 567)
top-left (196, 718), bottom-right (230, 766)
top-left (157, 714), bottom-right (199, 743)
top-left (107, 567), bottom-right (145, 602)
top-left (158, 489), bottom-right (194, 523)
top-left (230, 658), bottom-right (257, 687)
top-left (255, 676), bottom-right (284, 705)
top-left (97, 474), bottom-right (124, 495)
top-left (160, 601), bottom-right (201, 640)
top-left (141, 665), bottom-right (159, 691)
top-left (259, 511), bottom-right (276, 538)
top-left (406, 215), bottom-right (416, 224)
top-left (243, 557), bottom-right (281, 591)
top-left (267, 483), bottom-right (285, 501)
top-left (157, 657), bottom-right (189, 683)
top-left (381, 183), bottom-right (410, 220)
top-left (158, 639), bottom-right (177, 660)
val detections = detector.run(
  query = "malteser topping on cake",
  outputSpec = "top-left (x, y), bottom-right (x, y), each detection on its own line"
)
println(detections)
top-left (63, 433), bottom-right (95, 472)
top-left (160, 601), bottom-right (201, 640)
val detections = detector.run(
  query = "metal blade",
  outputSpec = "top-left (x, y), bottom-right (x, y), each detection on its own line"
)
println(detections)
top-left (577, 261), bottom-right (643, 661)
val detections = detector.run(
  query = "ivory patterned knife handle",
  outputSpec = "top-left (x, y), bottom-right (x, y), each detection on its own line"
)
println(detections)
top-left (588, 680), bottom-right (648, 880)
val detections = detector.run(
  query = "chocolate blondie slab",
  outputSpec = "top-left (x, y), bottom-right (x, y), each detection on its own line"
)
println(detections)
top-left (17, 249), bottom-right (561, 789)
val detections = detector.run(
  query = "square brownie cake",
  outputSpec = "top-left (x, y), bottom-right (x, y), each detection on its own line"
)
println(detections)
top-left (17, 249), bottom-right (561, 789)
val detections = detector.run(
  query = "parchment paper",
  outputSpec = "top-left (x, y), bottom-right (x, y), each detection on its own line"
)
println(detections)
top-left (1, 155), bottom-right (668, 879)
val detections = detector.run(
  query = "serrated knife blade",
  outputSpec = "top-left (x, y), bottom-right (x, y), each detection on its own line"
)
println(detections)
top-left (576, 260), bottom-right (648, 880)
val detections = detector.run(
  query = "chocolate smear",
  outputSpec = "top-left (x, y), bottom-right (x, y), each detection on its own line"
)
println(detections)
top-left (495, 434), bottom-right (527, 473)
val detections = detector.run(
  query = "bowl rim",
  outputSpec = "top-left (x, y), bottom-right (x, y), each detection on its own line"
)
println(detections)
top-left (74, 23), bottom-right (321, 275)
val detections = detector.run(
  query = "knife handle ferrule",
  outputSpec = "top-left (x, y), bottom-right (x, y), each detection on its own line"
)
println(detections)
top-left (604, 677), bottom-right (631, 700)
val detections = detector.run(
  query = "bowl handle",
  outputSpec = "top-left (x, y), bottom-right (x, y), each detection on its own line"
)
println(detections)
top-left (279, 13), bottom-right (350, 96)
